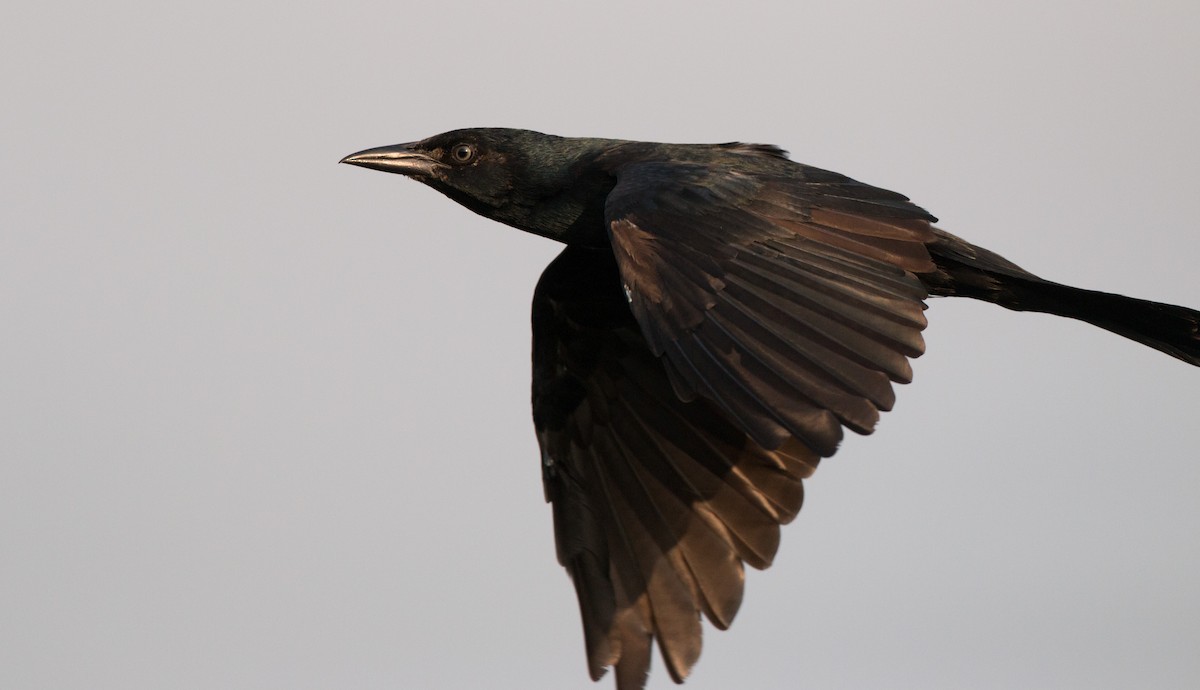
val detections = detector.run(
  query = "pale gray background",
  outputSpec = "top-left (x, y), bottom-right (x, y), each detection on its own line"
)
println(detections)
top-left (3, 2), bottom-right (1198, 689)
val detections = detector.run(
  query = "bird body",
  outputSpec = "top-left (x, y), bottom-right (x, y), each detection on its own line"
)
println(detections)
top-left (342, 128), bottom-right (1199, 689)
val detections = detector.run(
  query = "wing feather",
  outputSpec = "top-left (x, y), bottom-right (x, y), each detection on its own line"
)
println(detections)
top-left (606, 161), bottom-right (934, 452)
top-left (533, 247), bottom-right (816, 687)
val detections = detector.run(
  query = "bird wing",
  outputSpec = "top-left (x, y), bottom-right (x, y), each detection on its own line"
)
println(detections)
top-left (535, 158), bottom-right (939, 688)
top-left (532, 245), bottom-right (818, 688)
top-left (603, 157), bottom-right (938, 456)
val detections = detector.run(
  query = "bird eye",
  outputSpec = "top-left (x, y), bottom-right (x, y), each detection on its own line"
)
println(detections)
top-left (450, 143), bottom-right (476, 164)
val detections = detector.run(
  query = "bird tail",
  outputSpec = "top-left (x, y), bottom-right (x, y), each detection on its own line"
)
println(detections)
top-left (920, 228), bottom-right (1200, 367)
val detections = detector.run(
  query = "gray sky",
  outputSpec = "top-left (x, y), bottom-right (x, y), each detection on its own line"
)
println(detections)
top-left (3, 2), bottom-right (1198, 689)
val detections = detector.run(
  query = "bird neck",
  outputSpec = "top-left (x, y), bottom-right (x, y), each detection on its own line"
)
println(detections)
top-left (496, 140), bottom-right (622, 247)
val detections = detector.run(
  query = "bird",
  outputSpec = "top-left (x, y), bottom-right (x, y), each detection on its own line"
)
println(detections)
top-left (340, 128), bottom-right (1199, 689)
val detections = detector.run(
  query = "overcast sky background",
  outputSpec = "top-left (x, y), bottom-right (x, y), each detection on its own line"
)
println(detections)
top-left (3, 2), bottom-right (1199, 689)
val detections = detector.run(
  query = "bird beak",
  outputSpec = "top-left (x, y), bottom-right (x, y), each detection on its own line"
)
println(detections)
top-left (339, 142), bottom-right (444, 178)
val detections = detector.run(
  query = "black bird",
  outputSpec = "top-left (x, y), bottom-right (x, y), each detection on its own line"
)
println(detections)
top-left (341, 128), bottom-right (1199, 689)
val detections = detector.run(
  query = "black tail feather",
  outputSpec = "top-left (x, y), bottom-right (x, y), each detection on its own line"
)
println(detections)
top-left (921, 228), bottom-right (1200, 367)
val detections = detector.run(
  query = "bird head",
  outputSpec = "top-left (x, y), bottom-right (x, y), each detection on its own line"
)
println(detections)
top-left (341, 128), bottom-right (621, 243)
